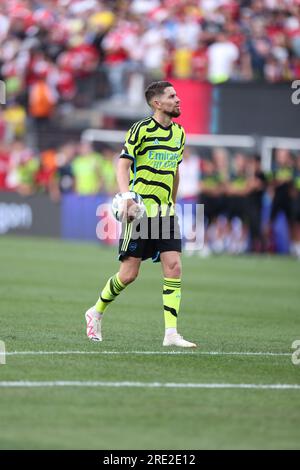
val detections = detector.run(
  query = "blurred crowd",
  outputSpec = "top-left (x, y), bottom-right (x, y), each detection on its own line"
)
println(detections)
top-left (0, 139), bottom-right (118, 200)
top-left (178, 147), bottom-right (300, 258)
top-left (1, 136), bottom-right (300, 257)
top-left (1, 0), bottom-right (300, 115)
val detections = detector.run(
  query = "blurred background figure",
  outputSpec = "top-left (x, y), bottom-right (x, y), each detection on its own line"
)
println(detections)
top-left (246, 155), bottom-right (267, 253)
top-left (71, 142), bottom-right (104, 196)
top-left (207, 30), bottom-right (239, 84)
top-left (291, 153), bottom-right (300, 259)
top-left (100, 146), bottom-right (118, 195)
top-left (176, 146), bottom-right (201, 252)
top-left (225, 153), bottom-right (249, 254)
top-left (0, 142), bottom-right (10, 191)
top-left (56, 142), bottom-right (76, 197)
top-left (269, 148), bottom-right (294, 253)
top-left (35, 148), bottom-right (60, 201)
top-left (198, 157), bottom-right (225, 256)
top-left (5, 139), bottom-right (39, 196)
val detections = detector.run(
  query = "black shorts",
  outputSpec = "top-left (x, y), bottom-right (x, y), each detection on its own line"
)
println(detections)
top-left (227, 196), bottom-right (248, 222)
top-left (247, 202), bottom-right (262, 239)
top-left (292, 193), bottom-right (300, 222)
top-left (270, 195), bottom-right (292, 222)
top-left (118, 215), bottom-right (182, 263)
top-left (199, 194), bottom-right (224, 224)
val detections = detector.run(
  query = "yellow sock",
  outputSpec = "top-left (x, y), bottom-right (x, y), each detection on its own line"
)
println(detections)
top-left (95, 273), bottom-right (126, 314)
top-left (163, 278), bottom-right (181, 329)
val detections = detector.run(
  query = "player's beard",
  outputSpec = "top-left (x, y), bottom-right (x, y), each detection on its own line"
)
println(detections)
top-left (165, 108), bottom-right (181, 118)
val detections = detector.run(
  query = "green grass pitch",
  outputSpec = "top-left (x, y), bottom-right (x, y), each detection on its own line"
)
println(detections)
top-left (0, 236), bottom-right (300, 449)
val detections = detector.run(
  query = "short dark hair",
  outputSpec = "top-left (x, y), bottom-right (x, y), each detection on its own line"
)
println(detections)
top-left (145, 81), bottom-right (173, 106)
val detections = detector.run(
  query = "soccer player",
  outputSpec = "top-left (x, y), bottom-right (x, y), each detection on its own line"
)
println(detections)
top-left (85, 81), bottom-right (196, 347)
top-left (225, 153), bottom-right (249, 253)
top-left (269, 148), bottom-right (294, 250)
top-left (291, 154), bottom-right (300, 259)
top-left (247, 155), bottom-right (267, 253)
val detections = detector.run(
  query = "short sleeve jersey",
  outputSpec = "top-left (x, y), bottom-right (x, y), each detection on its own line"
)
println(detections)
top-left (120, 117), bottom-right (185, 217)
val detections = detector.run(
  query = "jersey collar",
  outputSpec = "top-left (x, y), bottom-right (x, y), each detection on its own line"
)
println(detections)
top-left (151, 117), bottom-right (173, 130)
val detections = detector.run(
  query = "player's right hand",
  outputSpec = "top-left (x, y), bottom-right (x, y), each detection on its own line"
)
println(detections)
top-left (123, 199), bottom-right (139, 222)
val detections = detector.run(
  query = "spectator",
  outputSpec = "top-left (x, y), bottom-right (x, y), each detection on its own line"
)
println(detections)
top-left (100, 146), bottom-right (118, 195)
top-left (102, 22), bottom-right (131, 101)
top-left (3, 100), bottom-right (26, 138)
top-left (172, 39), bottom-right (193, 79)
top-left (5, 140), bottom-right (38, 194)
top-left (56, 142), bottom-right (76, 196)
top-left (72, 141), bottom-right (104, 195)
top-left (191, 39), bottom-right (208, 81)
top-left (0, 143), bottom-right (10, 191)
top-left (28, 77), bottom-right (57, 149)
top-left (140, 23), bottom-right (167, 81)
top-left (1, 0), bottom-right (300, 110)
top-left (35, 148), bottom-right (60, 201)
top-left (207, 31), bottom-right (239, 83)
top-left (246, 19), bottom-right (272, 80)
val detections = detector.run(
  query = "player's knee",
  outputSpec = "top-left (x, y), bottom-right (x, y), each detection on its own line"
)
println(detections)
top-left (120, 269), bottom-right (139, 285)
top-left (166, 260), bottom-right (181, 278)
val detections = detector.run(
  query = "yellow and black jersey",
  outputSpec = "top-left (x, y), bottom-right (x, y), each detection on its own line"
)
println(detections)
top-left (294, 171), bottom-right (300, 192)
top-left (120, 117), bottom-right (185, 216)
top-left (202, 172), bottom-right (222, 191)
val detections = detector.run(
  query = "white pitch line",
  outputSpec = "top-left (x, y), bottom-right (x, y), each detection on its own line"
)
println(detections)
top-left (0, 381), bottom-right (299, 390)
top-left (5, 350), bottom-right (290, 357)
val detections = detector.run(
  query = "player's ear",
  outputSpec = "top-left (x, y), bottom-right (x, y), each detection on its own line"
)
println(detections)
top-left (152, 97), bottom-right (161, 109)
